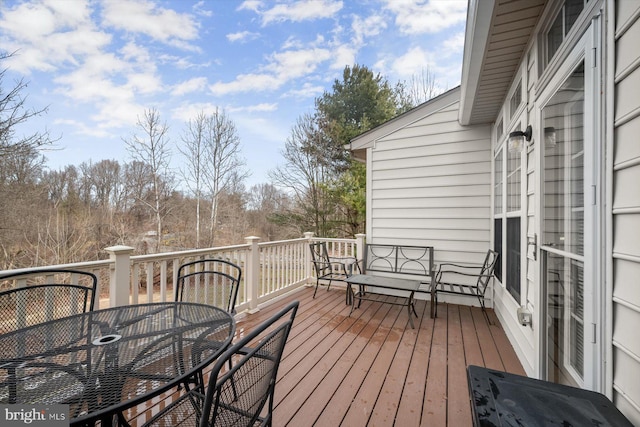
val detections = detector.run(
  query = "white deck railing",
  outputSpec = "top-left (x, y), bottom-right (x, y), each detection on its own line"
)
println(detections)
top-left (0, 233), bottom-right (365, 313)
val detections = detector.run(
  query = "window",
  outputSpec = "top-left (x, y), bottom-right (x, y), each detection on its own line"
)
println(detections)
top-left (497, 118), bottom-right (504, 141)
top-left (494, 219), bottom-right (503, 283)
top-left (546, 0), bottom-right (586, 63)
top-left (494, 118), bottom-right (523, 302)
top-left (494, 148), bottom-right (504, 282)
top-left (507, 140), bottom-right (522, 212)
top-left (506, 217), bottom-right (521, 301)
top-left (510, 81), bottom-right (522, 119)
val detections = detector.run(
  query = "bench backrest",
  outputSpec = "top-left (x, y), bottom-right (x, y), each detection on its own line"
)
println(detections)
top-left (363, 244), bottom-right (434, 280)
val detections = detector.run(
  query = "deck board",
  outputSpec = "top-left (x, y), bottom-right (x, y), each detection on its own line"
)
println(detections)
top-left (126, 286), bottom-right (525, 427)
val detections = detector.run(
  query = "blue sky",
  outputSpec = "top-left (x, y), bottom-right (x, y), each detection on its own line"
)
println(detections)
top-left (1, 0), bottom-right (467, 187)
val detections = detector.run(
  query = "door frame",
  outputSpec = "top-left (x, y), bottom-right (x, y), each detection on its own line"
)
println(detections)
top-left (535, 18), bottom-right (603, 392)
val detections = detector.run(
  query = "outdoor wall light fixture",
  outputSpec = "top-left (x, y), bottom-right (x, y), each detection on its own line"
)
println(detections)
top-left (544, 126), bottom-right (557, 148)
top-left (508, 125), bottom-right (533, 152)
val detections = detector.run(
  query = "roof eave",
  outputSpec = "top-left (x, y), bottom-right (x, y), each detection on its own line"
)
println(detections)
top-left (459, 0), bottom-right (496, 126)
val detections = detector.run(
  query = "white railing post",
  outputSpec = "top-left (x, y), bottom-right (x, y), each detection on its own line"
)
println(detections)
top-left (105, 245), bottom-right (135, 307)
top-left (304, 232), bottom-right (314, 283)
top-left (355, 234), bottom-right (366, 265)
top-left (245, 236), bottom-right (261, 313)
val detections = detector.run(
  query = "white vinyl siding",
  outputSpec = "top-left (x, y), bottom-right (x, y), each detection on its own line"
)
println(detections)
top-left (613, 1), bottom-right (640, 424)
top-left (366, 94), bottom-right (492, 272)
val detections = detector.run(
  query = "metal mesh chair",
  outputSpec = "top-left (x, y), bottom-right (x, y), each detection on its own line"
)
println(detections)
top-left (176, 259), bottom-right (241, 314)
top-left (309, 242), bottom-right (359, 300)
top-left (0, 268), bottom-right (98, 334)
top-left (142, 300), bottom-right (299, 427)
top-left (0, 269), bottom-right (97, 408)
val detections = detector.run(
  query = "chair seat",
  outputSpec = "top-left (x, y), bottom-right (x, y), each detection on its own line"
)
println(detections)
top-left (436, 282), bottom-right (482, 296)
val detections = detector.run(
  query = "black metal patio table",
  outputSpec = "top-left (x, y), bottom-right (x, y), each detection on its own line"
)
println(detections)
top-left (0, 302), bottom-right (235, 426)
top-left (345, 274), bottom-right (421, 328)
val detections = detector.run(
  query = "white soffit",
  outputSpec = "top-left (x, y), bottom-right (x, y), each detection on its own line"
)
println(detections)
top-left (459, 0), bottom-right (546, 125)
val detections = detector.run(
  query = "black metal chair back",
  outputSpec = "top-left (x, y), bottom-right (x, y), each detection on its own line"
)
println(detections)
top-left (175, 259), bottom-right (241, 314)
top-left (0, 269), bottom-right (98, 334)
top-left (477, 249), bottom-right (499, 295)
top-left (142, 301), bottom-right (299, 427)
top-left (202, 301), bottom-right (298, 426)
top-left (309, 241), bottom-right (332, 278)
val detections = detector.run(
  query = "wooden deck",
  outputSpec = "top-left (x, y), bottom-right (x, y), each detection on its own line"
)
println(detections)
top-left (126, 286), bottom-right (525, 426)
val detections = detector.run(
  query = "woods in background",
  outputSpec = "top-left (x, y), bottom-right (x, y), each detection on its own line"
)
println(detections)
top-left (1, 53), bottom-right (440, 270)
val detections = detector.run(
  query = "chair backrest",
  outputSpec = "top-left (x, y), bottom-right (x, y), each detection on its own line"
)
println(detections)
top-left (175, 259), bottom-right (242, 314)
top-left (200, 301), bottom-right (299, 427)
top-left (477, 250), bottom-right (499, 295)
top-left (0, 269), bottom-right (97, 334)
top-left (363, 244), bottom-right (434, 279)
top-left (309, 242), bottom-right (331, 276)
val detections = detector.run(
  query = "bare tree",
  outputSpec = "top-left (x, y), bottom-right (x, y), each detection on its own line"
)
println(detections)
top-left (397, 67), bottom-right (443, 109)
top-left (179, 111), bottom-right (208, 248)
top-left (270, 113), bottom-right (334, 236)
top-left (124, 108), bottom-right (173, 252)
top-left (180, 108), bottom-right (247, 247)
top-left (0, 52), bottom-right (56, 158)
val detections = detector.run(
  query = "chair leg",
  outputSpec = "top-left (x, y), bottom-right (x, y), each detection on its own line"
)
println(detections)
top-left (430, 289), bottom-right (438, 318)
top-left (479, 297), bottom-right (492, 325)
top-left (313, 279), bottom-right (320, 298)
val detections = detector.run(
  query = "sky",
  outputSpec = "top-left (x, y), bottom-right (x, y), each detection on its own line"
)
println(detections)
top-left (1, 0), bottom-right (468, 188)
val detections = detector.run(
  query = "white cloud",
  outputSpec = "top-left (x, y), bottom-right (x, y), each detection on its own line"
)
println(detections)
top-left (171, 102), bottom-right (220, 122)
top-left (228, 103), bottom-right (278, 113)
top-left (192, 1), bottom-right (212, 18)
top-left (352, 14), bottom-right (387, 45)
top-left (227, 31), bottom-right (259, 43)
top-left (54, 118), bottom-right (110, 138)
top-left (285, 82), bottom-right (325, 99)
top-left (265, 48), bottom-right (331, 79)
top-left (390, 46), bottom-right (436, 79)
top-left (172, 77), bottom-right (208, 96)
top-left (209, 73), bottom-right (283, 96)
top-left (210, 46), bottom-right (332, 96)
top-left (247, 0), bottom-right (343, 25)
top-left (101, 0), bottom-right (199, 47)
top-left (330, 44), bottom-right (357, 70)
top-left (443, 31), bottom-right (465, 53)
top-left (237, 1), bottom-right (262, 14)
top-left (0, 0), bottom-right (109, 73)
top-left (384, 0), bottom-right (466, 35)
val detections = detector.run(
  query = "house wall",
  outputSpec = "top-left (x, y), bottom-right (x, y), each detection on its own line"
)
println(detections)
top-left (612, 1), bottom-right (640, 423)
top-left (367, 100), bottom-right (493, 300)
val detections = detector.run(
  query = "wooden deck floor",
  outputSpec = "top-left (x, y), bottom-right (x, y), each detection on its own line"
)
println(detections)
top-left (127, 286), bottom-right (525, 426)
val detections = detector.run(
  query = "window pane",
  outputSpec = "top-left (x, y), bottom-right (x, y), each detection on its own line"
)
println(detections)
top-left (506, 217), bottom-right (521, 301)
top-left (494, 218), bottom-right (503, 283)
top-left (546, 252), bottom-right (584, 385)
top-left (547, 11), bottom-right (563, 62)
top-left (565, 0), bottom-right (584, 35)
top-left (510, 81), bottom-right (522, 119)
top-left (507, 143), bottom-right (521, 212)
top-left (495, 150), bottom-right (503, 214)
top-left (543, 64), bottom-right (584, 256)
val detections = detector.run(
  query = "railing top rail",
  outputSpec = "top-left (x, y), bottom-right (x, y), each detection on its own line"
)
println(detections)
top-left (131, 243), bottom-right (251, 262)
top-left (257, 238), bottom-right (308, 248)
top-left (0, 260), bottom-right (112, 277)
